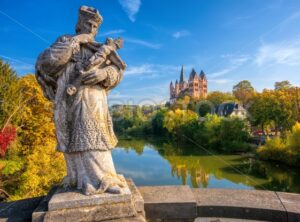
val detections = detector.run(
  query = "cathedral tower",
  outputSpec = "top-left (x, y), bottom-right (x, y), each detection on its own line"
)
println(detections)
top-left (169, 66), bottom-right (208, 102)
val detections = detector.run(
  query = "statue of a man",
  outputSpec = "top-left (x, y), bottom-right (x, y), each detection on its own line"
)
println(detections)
top-left (35, 6), bottom-right (126, 195)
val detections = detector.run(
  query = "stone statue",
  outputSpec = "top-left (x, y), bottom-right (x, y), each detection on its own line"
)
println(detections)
top-left (35, 6), bottom-right (126, 195)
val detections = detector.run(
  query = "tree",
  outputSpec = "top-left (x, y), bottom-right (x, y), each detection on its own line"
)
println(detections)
top-left (151, 109), bottom-right (167, 135)
top-left (0, 59), bottom-right (21, 129)
top-left (275, 81), bottom-right (292, 91)
top-left (232, 80), bottom-right (255, 105)
top-left (207, 91), bottom-right (236, 106)
top-left (5, 74), bottom-right (65, 200)
top-left (257, 122), bottom-right (300, 167)
top-left (163, 109), bottom-right (198, 138)
top-left (249, 89), bottom-right (297, 134)
top-left (12, 75), bottom-right (56, 155)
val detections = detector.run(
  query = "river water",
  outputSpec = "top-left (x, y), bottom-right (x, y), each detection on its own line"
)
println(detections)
top-left (113, 138), bottom-right (300, 193)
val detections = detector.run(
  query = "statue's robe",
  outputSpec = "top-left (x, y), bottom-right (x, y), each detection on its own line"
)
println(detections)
top-left (36, 35), bottom-right (123, 194)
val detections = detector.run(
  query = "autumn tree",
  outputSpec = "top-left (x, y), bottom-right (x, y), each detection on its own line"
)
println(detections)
top-left (275, 81), bottom-right (292, 91)
top-left (249, 89), bottom-right (297, 134)
top-left (1, 74), bottom-right (65, 200)
top-left (232, 80), bottom-right (255, 105)
top-left (163, 109), bottom-right (198, 138)
top-left (207, 91), bottom-right (236, 106)
top-left (0, 59), bottom-right (21, 130)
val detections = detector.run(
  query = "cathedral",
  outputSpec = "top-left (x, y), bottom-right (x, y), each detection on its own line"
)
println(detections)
top-left (170, 66), bottom-right (208, 102)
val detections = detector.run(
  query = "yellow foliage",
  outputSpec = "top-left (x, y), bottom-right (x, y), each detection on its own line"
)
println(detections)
top-left (257, 122), bottom-right (300, 166)
top-left (287, 122), bottom-right (300, 151)
top-left (163, 109), bottom-right (198, 132)
top-left (2, 74), bottom-right (66, 200)
top-left (14, 74), bottom-right (55, 155)
top-left (10, 141), bottom-right (65, 200)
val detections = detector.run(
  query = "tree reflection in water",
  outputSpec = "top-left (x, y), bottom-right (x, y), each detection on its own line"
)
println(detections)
top-left (116, 138), bottom-right (300, 193)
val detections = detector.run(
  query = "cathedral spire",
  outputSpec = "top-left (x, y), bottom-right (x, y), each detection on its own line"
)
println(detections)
top-left (180, 65), bottom-right (184, 83)
top-left (189, 68), bottom-right (197, 81)
top-left (200, 70), bottom-right (206, 79)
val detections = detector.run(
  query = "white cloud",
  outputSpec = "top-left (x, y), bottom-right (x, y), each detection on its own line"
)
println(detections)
top-left (125, 64), bottom-right (179, 77)
top-left (209, 79), bottom-right (232, 84)
top-left (118, 0), bottom-right (141, 22)
top-left (125, 38), bottom-right (161, 49)
top-left (99, 29), bottom-right (125, 37)
top-left (209, 54), bottom-right (250, 78)
top-left (172, 30), bottom-right (190, 39)
top-left (255, 38), bottom-right (300, 66)
top-left (0, 55), bottom-right (35, 74)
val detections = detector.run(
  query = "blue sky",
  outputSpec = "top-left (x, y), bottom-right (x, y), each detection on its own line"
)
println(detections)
top-left (1, 0), bottom-right (300, 105)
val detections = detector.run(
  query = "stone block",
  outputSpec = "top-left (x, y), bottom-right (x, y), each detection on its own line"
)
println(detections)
top-left (277, 192), bottom-right (300, 222)
top-left (126, 178), bottom-right (144, 214)
top-left (48, 184), bottom-right (132, 211)
top-left (192, 188), bottom-right (286, 222)
top-left (44, 201), bottom-right (137, 222)
top-left (103, 214), bottom-right (146, 222)
top-left (139, 185), bottom-right (197, 220)
top-left (38, 177), bottom-right (146, 222)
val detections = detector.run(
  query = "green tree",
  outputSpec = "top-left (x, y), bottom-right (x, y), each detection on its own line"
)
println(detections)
top-left (207, 91), bottom-right (236, 106)
top-left (275, 81), bottom-right (292, 91)
top-left (257, 122), bottom-right (300, 167)
top-left (0, 59), bottom-right (21, 129)
top-left (163, 109), bottom-right (198, 138)
top-left (233, 80), bottom-right (255, 105)
top-left (151, 109), bottom-right (167, 135)
top-left (219, 117), bottom-right (250, 151)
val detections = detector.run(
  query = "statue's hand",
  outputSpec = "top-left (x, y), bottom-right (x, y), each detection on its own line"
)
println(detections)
top-left (73, 34), bottom-right (94, 44)
top-left (82, 69), bottom-right (108, 85)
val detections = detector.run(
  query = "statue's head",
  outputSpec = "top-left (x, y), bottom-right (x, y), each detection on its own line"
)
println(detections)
top-left (75, 6), bottom-right (103, 37)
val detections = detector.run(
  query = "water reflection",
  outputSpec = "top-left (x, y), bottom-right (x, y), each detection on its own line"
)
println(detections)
top-left (113, 138), bottom-right (300, 193)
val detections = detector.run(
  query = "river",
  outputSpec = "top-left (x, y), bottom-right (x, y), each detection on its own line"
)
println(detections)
top-left (113, 138), bottom-right (300, 193)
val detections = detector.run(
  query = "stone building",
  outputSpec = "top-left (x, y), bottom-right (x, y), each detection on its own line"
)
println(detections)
top-left (170, 66), bottom-right (208, 102)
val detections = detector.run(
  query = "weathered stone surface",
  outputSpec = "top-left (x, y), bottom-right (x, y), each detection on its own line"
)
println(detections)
top-left (103, 214), bottom-right (146, 222)
top-left (192, 188), bottom-right (286, 222)
top-left (44, 201), bottom-right (137, 222)
top-left (277, 192), bottom-right (300, 222)
top-left (0, 196), bottom-right (43, 222)
top-left (139, 185), bottom-right (197, 220)
top-left (41, 178), bottom-right (146, 222)
top-left (48, 176), bottom-right (131, 211)
top-left (195, 218), bottom-right (269, 222)
top-left (126, 178), bottom-right (144, 214)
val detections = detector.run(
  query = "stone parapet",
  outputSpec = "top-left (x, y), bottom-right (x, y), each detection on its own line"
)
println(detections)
top-left (1, 184), bottom-right (300, 222)
top-left (139, 186), bottom-right (300, 222)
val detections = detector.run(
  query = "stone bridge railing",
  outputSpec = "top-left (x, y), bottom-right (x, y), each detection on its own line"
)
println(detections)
top-left (0, 179), bottom-right (299, 222)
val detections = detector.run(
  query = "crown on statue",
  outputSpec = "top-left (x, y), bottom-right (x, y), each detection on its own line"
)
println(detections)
top-left (78, 6), bottom-right (103, 25)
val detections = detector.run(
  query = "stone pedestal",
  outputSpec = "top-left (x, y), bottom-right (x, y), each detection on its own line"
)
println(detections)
top-left (32, 178), bottom-right (145, 222)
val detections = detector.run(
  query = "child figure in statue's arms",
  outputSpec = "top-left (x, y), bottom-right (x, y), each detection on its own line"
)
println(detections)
top-left (67, 37), bottom-right (125, 96)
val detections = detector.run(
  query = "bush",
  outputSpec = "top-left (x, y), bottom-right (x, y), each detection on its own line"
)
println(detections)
top-left (0, 125), bottom-right (16, 157)
top-left (257, 122), bottom-right (300, 166)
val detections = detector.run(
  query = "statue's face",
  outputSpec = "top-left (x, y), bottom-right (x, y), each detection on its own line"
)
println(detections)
top-left (78, 19), bottom-right (99, 37)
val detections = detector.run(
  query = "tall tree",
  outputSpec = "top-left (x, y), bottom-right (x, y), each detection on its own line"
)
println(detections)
top-left (249, 89), bottom-right (297, 134)
top-left (275, 81), bottom-right (292, 91)
top-left (232, 80), bottom-right (255, 105)
top-left (0, 59), bottom-right (20, 129)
